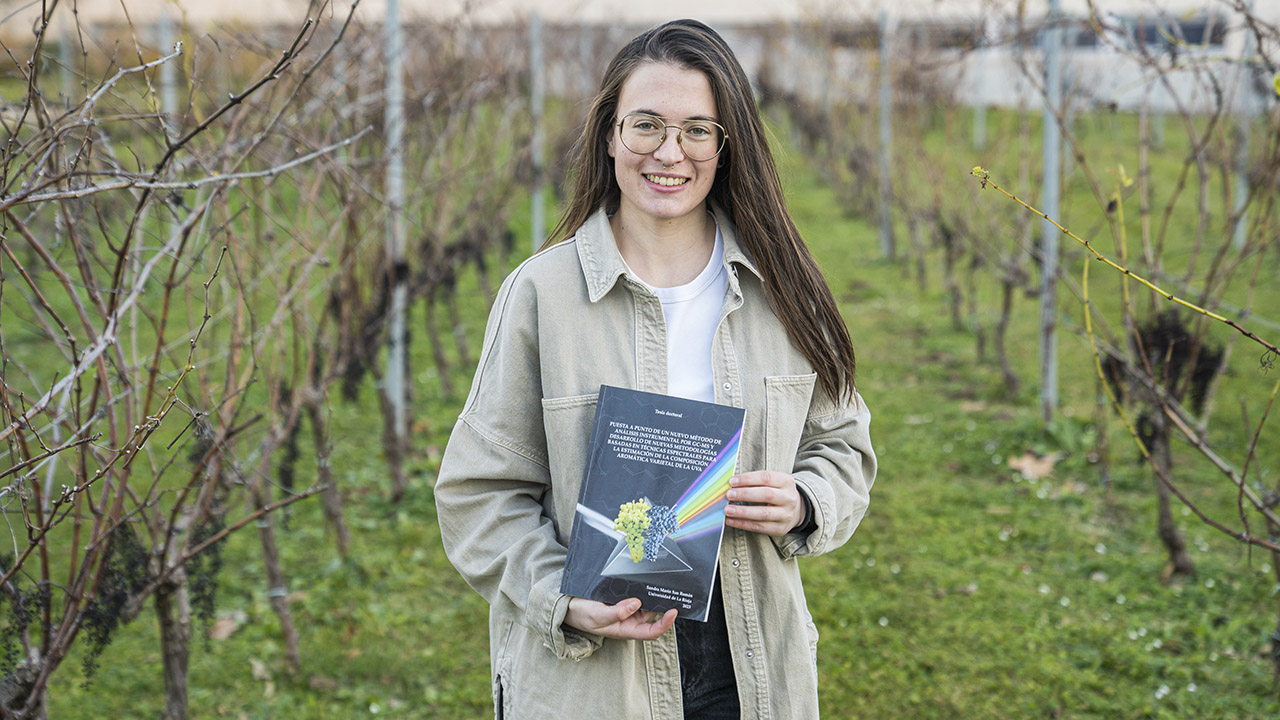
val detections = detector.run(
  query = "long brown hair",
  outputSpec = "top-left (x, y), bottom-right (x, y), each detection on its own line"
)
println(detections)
top-left (548, 19), bottom-right (856, 403)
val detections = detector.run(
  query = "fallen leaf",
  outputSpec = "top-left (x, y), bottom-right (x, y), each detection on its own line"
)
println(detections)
top-left (208, 617), bottom-right (240, 641)
top-left (1008, 452), bottom-right (1061, 479)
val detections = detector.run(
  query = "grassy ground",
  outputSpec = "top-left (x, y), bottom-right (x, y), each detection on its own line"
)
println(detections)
top-left (40, 123), bottom-right (1280, 719)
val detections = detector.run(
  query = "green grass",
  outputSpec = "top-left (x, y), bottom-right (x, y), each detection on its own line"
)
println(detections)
top-left (31, 116), bottom-right (1280, 719)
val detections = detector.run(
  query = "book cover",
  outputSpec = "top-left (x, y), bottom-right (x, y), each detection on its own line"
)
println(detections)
top-left (560, 385), bottom-right (746, 622)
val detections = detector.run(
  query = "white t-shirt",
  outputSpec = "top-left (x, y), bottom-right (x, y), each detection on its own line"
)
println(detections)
top-left (629, 227), bottom-right (726, 403)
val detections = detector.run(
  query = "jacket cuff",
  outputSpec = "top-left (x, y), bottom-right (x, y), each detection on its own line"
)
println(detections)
top-left (793, 488), bottom-right (817, 534)
top-left (530, 572), bottom-right (604, 661)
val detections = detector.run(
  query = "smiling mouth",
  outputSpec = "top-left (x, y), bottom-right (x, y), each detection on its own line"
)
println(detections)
top-left (645, 174), bottom-right (688, 187)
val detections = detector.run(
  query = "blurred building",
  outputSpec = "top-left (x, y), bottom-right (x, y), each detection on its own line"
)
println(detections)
top-left (6, 1), bottom-right (1277, 34)
top-left (3, 1), bottom-right (1275, 114)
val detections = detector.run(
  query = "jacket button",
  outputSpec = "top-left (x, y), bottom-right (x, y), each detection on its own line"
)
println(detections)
top-left (745, 650), bottom-right (754, 659)
top-left (731, 558), bottom-right (740, 568)
top-left (722, 382), bottom-right (731, 391)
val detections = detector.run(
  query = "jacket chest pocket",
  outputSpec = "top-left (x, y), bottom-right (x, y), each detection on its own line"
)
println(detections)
top-left (763, 373), bottom-right (817, 472)
top-left (541, 393), bottom-right (600, 534)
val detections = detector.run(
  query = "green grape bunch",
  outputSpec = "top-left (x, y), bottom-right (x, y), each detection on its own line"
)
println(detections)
top-left (614, 499), bottom-right (653, 562)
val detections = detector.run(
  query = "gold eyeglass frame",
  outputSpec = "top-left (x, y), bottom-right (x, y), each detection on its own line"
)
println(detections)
top-left (615, 112), bottom-right (729, 162)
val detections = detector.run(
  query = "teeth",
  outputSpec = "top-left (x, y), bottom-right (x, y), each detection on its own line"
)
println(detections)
top-left (645, 174), bottom-right (688, 187)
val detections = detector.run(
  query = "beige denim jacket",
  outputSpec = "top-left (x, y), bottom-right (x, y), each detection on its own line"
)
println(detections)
top-left (435, 205), bottom-right (877, 719)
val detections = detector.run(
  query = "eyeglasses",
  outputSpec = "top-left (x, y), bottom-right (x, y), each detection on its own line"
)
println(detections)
top-left (616, 112), bottom-right (728, 162)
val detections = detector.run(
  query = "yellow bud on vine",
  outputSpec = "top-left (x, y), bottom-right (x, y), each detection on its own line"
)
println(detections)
top-left (1117, 164), bottom-right (1134, 189)
top-left (971, 166), bottom-right (990, 189)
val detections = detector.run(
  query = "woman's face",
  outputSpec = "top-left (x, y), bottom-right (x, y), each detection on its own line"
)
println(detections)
top-left (607, 61), bottom-right (720, 227)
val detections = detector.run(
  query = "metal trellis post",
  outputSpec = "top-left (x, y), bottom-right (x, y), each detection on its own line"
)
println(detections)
top-left (385, 0), bottom-right (408, 446)
top-left (1232, 0), bottom-right (1256, 252)
top-left (878, 10), bottom-right (896, 261)
top-left (531, 12), bottom-right (546, 254)
top-left (1040, 0), bottom-right (1063, 424)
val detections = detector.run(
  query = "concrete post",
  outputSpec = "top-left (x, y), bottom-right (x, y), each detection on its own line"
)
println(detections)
top-left (1040, 0), bottom-right (1064, 423)
top-left (878, 10), bottom-right (896, 261)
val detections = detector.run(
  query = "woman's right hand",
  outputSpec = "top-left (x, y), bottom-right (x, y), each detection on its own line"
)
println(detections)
top-left (564, 597), bottom-right (678, 640)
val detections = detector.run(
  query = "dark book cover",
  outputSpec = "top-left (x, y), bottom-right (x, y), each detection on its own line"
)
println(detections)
top-left (560, 385), bottom-right (745, 622)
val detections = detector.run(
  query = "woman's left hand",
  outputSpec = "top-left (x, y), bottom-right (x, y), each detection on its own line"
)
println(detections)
top-left (723, 471), bottom-right (806, 537)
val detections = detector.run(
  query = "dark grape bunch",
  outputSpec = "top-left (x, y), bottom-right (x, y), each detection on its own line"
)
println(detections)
top-left (641, 505), bottom-right (678, 562)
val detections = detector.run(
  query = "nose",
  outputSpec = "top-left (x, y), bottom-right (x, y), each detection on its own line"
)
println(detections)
top-left (652, 126), bottom-right (686, 166)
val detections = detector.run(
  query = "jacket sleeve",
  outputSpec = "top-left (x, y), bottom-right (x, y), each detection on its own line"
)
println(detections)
top-left (434, 267), bottom-right (604, 661)
top-left (774, 390), bottom-right (877, 559)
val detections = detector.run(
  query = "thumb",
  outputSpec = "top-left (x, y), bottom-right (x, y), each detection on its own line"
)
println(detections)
top-left (616, 599), bottom-right (642, 620)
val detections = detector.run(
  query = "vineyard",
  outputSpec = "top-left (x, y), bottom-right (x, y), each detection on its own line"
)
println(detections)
top-left (1, 1), bottom-right (1279, 718)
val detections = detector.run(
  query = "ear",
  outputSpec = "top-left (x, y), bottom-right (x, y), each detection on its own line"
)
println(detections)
top-left (607, 132), bottom-right (616, 159)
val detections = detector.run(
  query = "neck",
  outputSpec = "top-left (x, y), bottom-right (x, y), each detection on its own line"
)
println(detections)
top-left (610, 207), bottom-right (716, 288)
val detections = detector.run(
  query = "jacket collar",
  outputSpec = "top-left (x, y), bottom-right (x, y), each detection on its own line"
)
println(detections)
top-left (575, 202), bottom-right (762, 303)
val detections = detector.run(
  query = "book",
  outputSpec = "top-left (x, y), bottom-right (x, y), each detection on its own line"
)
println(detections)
top-left (560, 385), bottom-right (746, 622)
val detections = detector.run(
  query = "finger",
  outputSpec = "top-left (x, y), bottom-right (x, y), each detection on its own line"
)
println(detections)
top-left (642, 608), bottom-right (677, 637)
top-left (724, 516), bottom-right (779, 535)
top-left (727, 515), bottom-right (783, 532)
top-left (619, 607), bottom-right (677, 640)
top-left (612, 598), bottom-right (643, 623)
top-left (587, 598), bottom-right (641, 632)
top-left (633, 607), bottom-right (674, 626)
top-left (726, 485), bottom-right (787, 506)
top-left (725, 498), bottom-right (792, 521)
top-left (726, 505), bottom-right (795, 535)
top-left (725, 508), bottom-right (785, 526)
top-left (730, 471), bottom-right (781, 488)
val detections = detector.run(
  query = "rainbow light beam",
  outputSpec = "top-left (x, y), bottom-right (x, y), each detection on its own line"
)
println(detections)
top-left (667, 426), bottom-right (742, 540)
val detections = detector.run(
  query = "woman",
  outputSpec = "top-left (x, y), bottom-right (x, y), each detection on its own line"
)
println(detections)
top-left (435, 19), bottom-right (877, 719)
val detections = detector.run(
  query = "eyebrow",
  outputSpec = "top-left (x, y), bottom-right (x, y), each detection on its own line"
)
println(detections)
top-left (629, 108), bottom-right (719, 123)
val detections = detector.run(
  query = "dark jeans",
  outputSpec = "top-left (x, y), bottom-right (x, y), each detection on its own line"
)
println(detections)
top-left (676, 576), bottom-right (740, 719)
